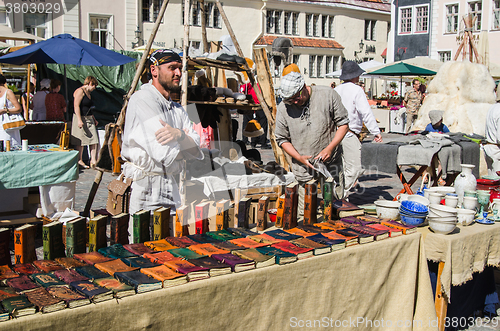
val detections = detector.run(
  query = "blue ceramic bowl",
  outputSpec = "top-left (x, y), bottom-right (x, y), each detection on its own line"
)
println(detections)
top-left (400, 214), bottom-right (426, 226)
top-left (400, 200), bottom-right (429, 214)
top-left (399, 209), bottom-right (426, 217)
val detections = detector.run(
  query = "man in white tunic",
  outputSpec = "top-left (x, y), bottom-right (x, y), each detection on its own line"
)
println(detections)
top-left (121, 50), bottom-right (203, 238)
top-left (335, 61), bottom-right (382, 197)
top-left (484, 88), bottom-right (500, 176)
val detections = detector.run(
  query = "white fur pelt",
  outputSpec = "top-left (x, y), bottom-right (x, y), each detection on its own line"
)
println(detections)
top-left (412, 61), bottom-right (496, 135)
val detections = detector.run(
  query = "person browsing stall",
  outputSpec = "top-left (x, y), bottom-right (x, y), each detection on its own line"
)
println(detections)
top-left (45, 79), bottom-right (67, 121)
top-left (425, 110), bottom-right (449, 133)
top-left (335, 61), bottom-right (382, 196)
top-left (121, 49), bottom-right (203, 238)
top-left (275, 71), bottom-right (349, 213)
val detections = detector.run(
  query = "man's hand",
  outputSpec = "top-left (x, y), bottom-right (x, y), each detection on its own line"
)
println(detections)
top-left (373, 134), bottom-right (383, 143)
top-left (156, 119), bottom-right (181, 145)
top-left (314, 146), bottom-right (334, 163)
top-left (298, 154), bottom-right (314, 169)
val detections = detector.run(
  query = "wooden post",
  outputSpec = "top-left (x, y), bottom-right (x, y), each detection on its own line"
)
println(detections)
top-left (200, 0), bottom-right (209, 53)
top-left (435, 261), bottom-right (448, 331)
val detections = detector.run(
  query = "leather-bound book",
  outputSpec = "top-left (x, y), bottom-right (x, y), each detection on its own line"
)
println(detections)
top-left (297, 224), bottom-right (330, 234)
top-left (226, 227), bottom-right (259, 238)
top-left (33, 260), bottom-right (64, 273)
top-left (291, 237), bottom-right (331, 255)
top-left (143, 251), bottom-right (178, 265)
top-left (340, 216), bottom-right (374, 226)
top-left (73, 252), bottom-right (114, 265)
top-left (13, 224), bottom-right (37, 264)
top-left (351, 225), bottom-right (389, 241)
top-left (367, 223), bottom-right (403, 237)
top-left (285, 228), bottom-right (315, 237)
top-left (66, 217), bottom-right (87, 257)
top-left (25, 287), bottom-right (65, 313)
top-left (229, 237), bottom-right (269, 249)
top-left (70, 280), bottom-right (113, 303)
top-left (187, 234), bottom-right (221, 244)
top-left (6, 275), bottom-right (39, 293)
top-left (169, 248), bottom-right (206, 260)
top-left (195, 202), bottom-right (210, 234)
top-left (163, 259), bottom-right (209, 281)
top-left (306, 233), bottom-right (346, 252)
top-left (174, 205), bottom-right (189, 237)
top-left (94, 259), bottom-right (138, 277)
top-left (30, 273), bottom-right (66, 288)
top-left (1, 295), bottom-right (36, 318)
top-left (12, 263), bottom-right (39, 275)
top-left (0, 266), bottom-right (18, 285)
top-left (132, 210), bottom-right (151, 244)
top-left (275, 194), bottom-right (285, 228)
top-left (188, 243), bottom-right (229, 257)
top-left (271, 241), bottom-right (314, 260)
top-left (92, 277), bottom-right (135, 299)
top-left (304, 179), bottom-right (318, 225)
top-left (53, 269), bottom-right (89, 284)
top-left (332, 199), bottom-right (364, 218)
top-left (187, 257), bottom-right (232, 277)
top-left (98, 244), bottom-right (136, 259)
top-left (74, 265), bottom-right (110, 280)
top-left (140, 265), bottom-right (188, 288)
top-left (256, 196), bottom-right (270, 231)
top-left (323, 231), bottom-right (358, 247)
top-left (144, 239), bottom-right (179, 251)
top-left (323, 220), bottom-right (351, 229)
top-left (283, 183), bottom-right (298, 230)
top-left (153, 206), bottom-right (170, 240)
top-left (211, 241), bottom-right (246, 252)
top-left (336, 228), bottom-right (373, 244)
top-left (0, 228), bottom-right (11, 267)
top-left (165, 236), bottom-right (198, 248)
top-left (120, 256), bottom-right (160, 269)
top-left (205, 229), bottom-right (242, 242)
top-left (110, 212), bottom-right (129, 245)
top-left (233, 248), bottom-right (276, 269)
top-left (0, 306), bottom-right (7, 322)
top-left (0, 286), bottom-right (17, 301)
top-left (88, 214), bottom-right (107, 252)
top-left (114, 270), bottom-right (162, 294)
top-left (380, 220), bottom-right (417, 235)
top-left (264, 229), bottom-right (302, 241)
top-left (357, 215), bottom-right (387, 223)
top-left (237, 197), bottom-right (252, 228)
top-left (46, 285), bottom-right (91, 308)
top-left (256, 246), bottom-right (297, 265)
top-left (216, 199), bottom-right (230, 231)
top-left (322, 178), bottom-right (334, 222)
top-left (54, 257), bottom-right (87, 269)
top-left (248, 233), bottom-right (285, 245)
top-left (211, 253), bottom-right (255, 273)
top-left (123, 243), bottom-right (155, 256)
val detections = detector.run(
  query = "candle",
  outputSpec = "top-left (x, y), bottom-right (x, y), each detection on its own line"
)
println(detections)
top-left (22, 139), bottom-right (28, 151)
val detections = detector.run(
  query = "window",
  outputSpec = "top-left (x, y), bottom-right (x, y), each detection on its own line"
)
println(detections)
top-left (326, 56), bottom-right (332, 75)
top-left (266, 10), bottom-right (282, 34)
top-left (192, 1), bottom-right (201, 26)
top-left (284, 12), bottom-right (291, 35)
top-left (284, 12), bottom-right (299, 35)
top-left (292, 12), bottom-right (299, 35)
top-left (313, 14), bottom-right (319, 37)
top-left (438, 51), bottom-right (451, 62)
top-left (306, 14), bottom-right (313, 36)
top-left (293, 54), bottom-right (300, 65)
top-left (446, 4), bottom-right (459, 33)
top-left (213, 3), bottom-right (221, 28)
top-left (494, 0), bottom-right (500, 30)
top-left (90, 16), bottom-right (111, 49)
top-left (182, 1), bottom-right (221, 28)
top-left (309, 55), bottom-right (316, 78)
top-left (415, 5), bottom-right (429, 32)
top-left (400, 7), bottom-right (412, 33)
top-left (24, 13), bottom-right (48, 39)
top-left (143, 0), bottom-right (163, 23)
top-left (0, 8), bottom-right (9, 26)
top-left (305, 14), bottom-right (320, 37)
top-left (322, 15), bottom-right (328, 37)
top-left (328, 16), bottom-right (334, 38)
top-left (468, 1), bottom-right (482, 31)
top-left (333, 56), bottom-right (341, 71)
top-left (364, 20), bottom-right (376, 40)
top-left (316, 56), bottom-right (323, 78)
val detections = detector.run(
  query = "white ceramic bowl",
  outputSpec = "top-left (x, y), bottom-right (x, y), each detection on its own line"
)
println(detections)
top-left (430, 186), bottom-right (456, 194)
top-left (456, 209), bottom-right (475, 226)
top-left (427, 216), bottom-right (457, 223)
top-left (445, 196), bottom-right (459, 208)
top-left (428, 204), bottom-right (458, 217)
top-left (429, 192), bottom-right (444, 205)
top-left (429, 220), bottom-right (457, 234)
top-left (463, 197), bottom-right (478, 211)
top-left (407, 195), bottom-right (430, 206)
top-left (374, 200), bottom-right (400, 220)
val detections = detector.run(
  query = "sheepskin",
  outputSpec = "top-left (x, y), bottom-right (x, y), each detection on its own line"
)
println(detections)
top-left (412, 61), bottom-right (495, 135)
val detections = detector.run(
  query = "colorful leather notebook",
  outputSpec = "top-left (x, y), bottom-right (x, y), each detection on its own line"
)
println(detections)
top-left (331, 199), bottom-right (364, 218)
top-left (351, 225), bottom-right (389, 241)
top-left (6, 275), bottom-right (39, 293)
top-left (132, 209), bottom-right (151, 244)
top-left (32, 260), bottom-right (64, 273)
top-left (211, 253), bottom-right (255, 272)
top-left (336, 228), bottom-right (373, 244)
top-left (296, 224), bottom-right (330, 234)
top-left (206, 230), bottom-right (242, 242)
top-left (226, 227), bottom-right (259, 238)
top-left (92, 277), bottom-right (136, 299)
top-left (323, 231), bottom-right (358, 247)
top-left (143, 251), bottom-right (179, 265)
top-left (291, 237), bottom-right (331, 255)
top-left (54, 257), bottom-right (88, 269)
top-left (1, 295), bottom-right (36, 318)
top-left (98, 244), bottom-right (136, 259)
top-left (0, 287), bottom-right (19, 301)
top-left (144, 239), bottom-right (179, 252)
top-left (381, 220), bottom-right (417, 235)
top-left (264, 229), bottom-right (302, 241)
top-left (188, 244), bottom-right (230, 257)
top-left (123, 243), bottom-right (155, 256)
top-left (163, 259), bottom-right (209, 281)
top-left (248, 233), bottom-right (286, 245)
top-left (73, 252), bottom-right (114, 265)
top-left (94, 259), bottom-right (139, 277)
top-left (12, 263), bottom-right (39, 275)
top-left (168, 248), bottom-right (206, 260)
top-left (0, 265), bottom-right (19, 284)
top-left (187, 257), bottom-right (233, 277)
top-left (285, 228), bottom-right (315, 237)
top-left (367, 223), bottom-right (403, 237)
top-left (187, 234), bottom-right (222, 244)
top-left (30, 273), bottom-right (67, 288)
top-left (46, 285), bottom-right (91, 308)
top-left (211, 241), bottom-right (246, 252)
top-left (306, 233), bottom-right (346, 251)
top-left (152, 206), bottom-right (171, 241)
top-left (54, 269), bottom-right (89, 284)
top-left (340, 217), bottom-right (375, 226)
top-left (88, 214), bottom-right (107, 252)
top-left (256, 246), bottom-right (297, 265)
top-left (271, 241), bottom-right (314, 259)
top-left (70, 280), bottom-right (113, 303)
top-left (24, 287), bottom-right (66, 313)
top-left (140, 265), bottom-right (188, 288)
top-left (74, 265), bottom-right (110, 280)
top-left (229, 237), bottom-right (269, 249)
top-left (0, 228), bottom-right (11, 267)
top-left (114, 270), bottom-right (162, 294)
top-left (13, 224), bottom-right (37, 265)
top-left (165, 236), bottom-right (198, 248)
top-left (232, 248), bottom-right (276, 269)
top-left (42, 222), bottom-right (65, 261)
top-left (120, 256), bottom-right (160, 269)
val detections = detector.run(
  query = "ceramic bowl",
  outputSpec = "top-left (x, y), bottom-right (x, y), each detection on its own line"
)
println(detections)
top-left (407, 195), bottom-right (430, 206)
top-left (400, 214), bottom-right (426, 226)
top-left (400, 200), bottom-right (428, 214)
top-left (429, 220), bottom-right (456, 234)
top-left (428, 204), bottom-right (458, 217)
top-left (374, 200), bottom-right (400, 219)
top-left (430, 186), bottom-right (456, 195)
top-left (429, 192), bottom-right (444, 205)
top-left (455, 209), bottom-right (475, 226)
top-left (427, 216), bottom-right (457, 223)
top-left (445, 195), bottom-right (459, 208)
top-left (462, 197), bottom-right (478, 211)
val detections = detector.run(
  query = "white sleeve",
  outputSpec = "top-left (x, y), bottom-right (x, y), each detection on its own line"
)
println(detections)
top-left (355, 89), bottom-right (380, 135)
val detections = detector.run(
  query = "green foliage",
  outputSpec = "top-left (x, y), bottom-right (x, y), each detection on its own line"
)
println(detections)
top-left (7, 84), bottom-right (18, 93)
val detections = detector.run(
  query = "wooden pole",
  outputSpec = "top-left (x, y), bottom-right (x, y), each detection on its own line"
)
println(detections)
top-left (200, 0), bottom-right (209, 54)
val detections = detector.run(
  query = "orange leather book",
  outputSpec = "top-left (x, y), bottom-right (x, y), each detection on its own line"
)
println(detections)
top-left (195, 202), bottom-right (210, 234)
top-left (275, 194), bottom-right (285, 228)
top-left (216, 199), bottom-right (230, 231)
top-left (144, 239), bottom-right (179, 252)
top-left (13, 224), bottom-right (36, 265)
top-left (285, 228), bottom-right (316, 237)
top-left (140, 265), bottom-right (187, 288)
top-left (32, 260), bottom-right (64, 273)
top-left (188, 243), bottom-right (229, 256)
top-left (143, 251), bottom-right (180, 265)
top-left (175, 205), bottom-right (189, 237)
top-left (380, 220), bottom-right (417, 235)
top-left (323, 231), bottom-right (359, 247)
top-left (248, 233), bottom-right (285, 245)
top-left (304, 179), bottom-right (318, 225)
top-left (54, 257), bottom-right (87, 269)
top-left (0, 265), bottom-right (18, 283)
top-left (229, 237), bottom-right (269, 249)
top-left (313, 222), bottom-right (342, 231)
top-left (256, 196), bottom-right (269, 231)
top-left (94, 259), bottom-right (139, 277)
top-left (73, 252), bottom-right (114, 265)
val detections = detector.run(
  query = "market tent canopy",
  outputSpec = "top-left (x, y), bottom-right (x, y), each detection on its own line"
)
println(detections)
top-left (367, 62), bottom-right (437, 76)
top-left (326, 59), bottom-right (384, 78)
top-left (0, 24), bottom-right (43, 42)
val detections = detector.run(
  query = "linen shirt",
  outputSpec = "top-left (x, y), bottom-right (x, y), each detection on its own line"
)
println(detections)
top-left (275, 85), bottom-right (349, 182)
top-left (485, 103), bottom-right (500, 144)
top-left (404, 89), bottom-right (422, 115)
top-left (335, 82), bottom-right (380, 138)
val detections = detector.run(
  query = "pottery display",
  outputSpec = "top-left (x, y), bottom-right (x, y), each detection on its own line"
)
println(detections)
top-left (454, 164), bottom-right (477, 205)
